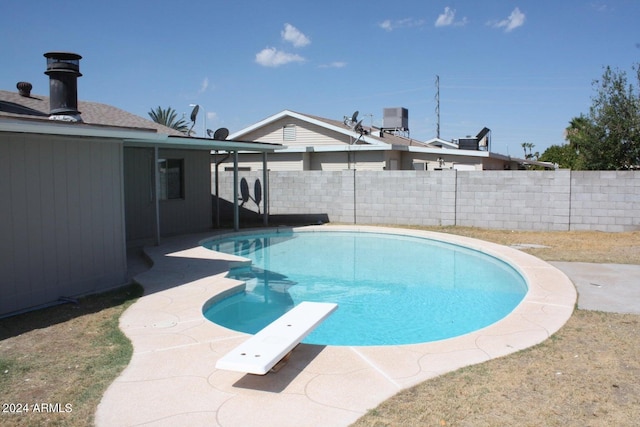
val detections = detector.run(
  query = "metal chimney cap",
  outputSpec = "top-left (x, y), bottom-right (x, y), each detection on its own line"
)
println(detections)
top-left (44, 51), bottom-right (82, 60)
top-left (44, 52), bottom-right (82, 75)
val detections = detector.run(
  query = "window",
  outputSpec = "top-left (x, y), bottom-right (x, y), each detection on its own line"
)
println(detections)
top-left (283, 124), bottom-right (296, 141)
top-left (158, 159), bottom-right (184, 200)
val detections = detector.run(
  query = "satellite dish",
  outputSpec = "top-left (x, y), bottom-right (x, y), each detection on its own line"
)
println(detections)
top-left (351, 111), bottom-right (359, 123)
top-left (190, 104), bottom-right (200, 123)
top-left (213, 127), bottom-right (229, 140)
top-left (354, 119), bottom-right (363, 133)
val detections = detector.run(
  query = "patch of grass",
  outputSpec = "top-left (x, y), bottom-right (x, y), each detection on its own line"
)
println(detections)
top-left (0, 284), bottom-right (142, 427)
top-left (413, 226), bottom-right (640, 264)
top-left (352, 310), bottom-right (640, 427)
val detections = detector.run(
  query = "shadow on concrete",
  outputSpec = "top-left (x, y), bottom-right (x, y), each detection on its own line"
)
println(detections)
top-left (230, 344), bottom-right (328, 393)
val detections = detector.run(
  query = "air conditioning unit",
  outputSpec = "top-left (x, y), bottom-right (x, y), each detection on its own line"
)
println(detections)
top-left (383, 107), bottom-right (408, 131)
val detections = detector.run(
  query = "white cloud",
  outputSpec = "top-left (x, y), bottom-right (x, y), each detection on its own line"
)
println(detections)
top-left (491, 7), bottom-right (526, 32)
top-left (206, 111), bottom-right (218, 123)
top-left (319, 61), bottom-right (347, 69)
top-left (435, 7), bottom-right (468, 28)
top-left (281, 23), bottom-right (311, 47)
top-left (435, 7), bottom-right (455, 27)
top-left (198, 77), bottom-right (209, 94)
top-left (380, 19), bottom-right (393, 31)
top-left (379, 18), bottom-right (425, 32)
top-left (255, 47), bottom-right (305, 67)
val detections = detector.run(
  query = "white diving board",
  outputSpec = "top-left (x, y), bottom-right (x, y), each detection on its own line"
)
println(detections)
top-left (215, 301), bottom-right (338, 375)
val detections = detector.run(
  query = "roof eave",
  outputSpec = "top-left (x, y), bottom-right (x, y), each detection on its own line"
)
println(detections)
top-left (0, 117), bottom-right (168, 142)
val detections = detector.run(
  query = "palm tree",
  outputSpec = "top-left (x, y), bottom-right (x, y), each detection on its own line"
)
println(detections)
top-left (148, 106), bottom-right (190, 134)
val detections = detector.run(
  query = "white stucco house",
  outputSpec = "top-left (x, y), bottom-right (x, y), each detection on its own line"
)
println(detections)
top-left (223, 109), bottom-right (554, 172)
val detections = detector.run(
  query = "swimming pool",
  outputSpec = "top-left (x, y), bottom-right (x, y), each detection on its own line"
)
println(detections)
top-left (202, 229), bottom-right (528, 346)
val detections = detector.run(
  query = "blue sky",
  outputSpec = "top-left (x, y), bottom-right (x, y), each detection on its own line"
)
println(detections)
top-left (1, 1), bottom-right (638, 155)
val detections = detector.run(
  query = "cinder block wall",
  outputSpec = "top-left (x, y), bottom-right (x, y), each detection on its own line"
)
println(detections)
top-left (455, 170), bottom-right (571, 231)
top-left (216, 170), bottom-right (640, 232)
top-left (570, 171), bottom-right (640, 232)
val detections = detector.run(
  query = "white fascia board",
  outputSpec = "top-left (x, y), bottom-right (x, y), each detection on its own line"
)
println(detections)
top-left (228, 110), bottom-right (295, 139)
top-left (286, 144), bottom-right (393, 153)
top-left (406, 145), bottom-right (490, 157)
top-left (147, 136), bottom-right (281, 152)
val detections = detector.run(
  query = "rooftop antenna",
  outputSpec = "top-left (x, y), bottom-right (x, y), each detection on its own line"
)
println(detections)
top-left (188, 104), bottom-right (199, 136)
top-left (362, 113), bottom-right (374, 128)
top-left (435, 75), bottom-right (440, 139)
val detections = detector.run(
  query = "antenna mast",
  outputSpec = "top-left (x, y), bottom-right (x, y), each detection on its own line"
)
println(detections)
top-left (435, 75), bottom-right (440, 139)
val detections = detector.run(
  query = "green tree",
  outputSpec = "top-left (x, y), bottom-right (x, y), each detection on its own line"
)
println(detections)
top-left (521, 142), bottom-right (538, 160)
top-left (564, 64), bottom-right (640, 170)
top-left (148, 106), bottom-right (190, 134)
top-left (538, 143), bottom-right (579, 169)
top-left (540, 116), bottom-right (593, 169)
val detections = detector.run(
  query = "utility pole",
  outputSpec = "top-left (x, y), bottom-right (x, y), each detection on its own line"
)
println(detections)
top-left (435, 75), bottom-right (441, 139)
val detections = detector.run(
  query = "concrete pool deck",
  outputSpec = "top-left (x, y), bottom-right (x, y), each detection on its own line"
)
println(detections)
top-left (96, 225), bottom-right (580, 427)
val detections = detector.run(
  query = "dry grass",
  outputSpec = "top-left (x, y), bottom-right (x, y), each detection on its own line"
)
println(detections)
top-left (405, 226), bottom-right (640, 264)
top-left (0, 284), bottom-right (142, 427)
top-left (352, 310), bottom-right (640, 427)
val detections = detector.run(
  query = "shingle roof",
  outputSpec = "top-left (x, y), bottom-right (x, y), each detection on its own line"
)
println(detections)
top-left (0, 89), bottom-right (184, 136)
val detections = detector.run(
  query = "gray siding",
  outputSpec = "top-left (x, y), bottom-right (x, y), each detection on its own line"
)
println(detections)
top-left (0, 133), bottom-right (127, 316)
top-left (124, 147), bottom-right (213, 245)
top-left (124, 147), bottom-right (155, 242)
top-left (159, 149), bottom-right (212, 236)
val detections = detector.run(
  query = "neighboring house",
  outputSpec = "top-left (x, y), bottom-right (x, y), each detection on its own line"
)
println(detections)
top-left (226, 109), bottom-right (554, 171)
top-left (0, 52), bottom-right (279, 317)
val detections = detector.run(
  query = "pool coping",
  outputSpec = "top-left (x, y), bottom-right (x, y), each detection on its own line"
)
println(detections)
top-left (96, 225), bottom-right (577, 427)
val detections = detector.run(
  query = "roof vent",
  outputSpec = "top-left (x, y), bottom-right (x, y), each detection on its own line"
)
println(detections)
top-left (44, 51), bottom-right (83, 122)
top-left (17, 81), bottom-right (33, 97)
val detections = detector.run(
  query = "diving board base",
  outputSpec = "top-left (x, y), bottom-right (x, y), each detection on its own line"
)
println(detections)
top-left (215, 301), bottom-right (338, 375)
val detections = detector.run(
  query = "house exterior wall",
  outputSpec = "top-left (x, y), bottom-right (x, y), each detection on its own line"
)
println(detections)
top-left (0, 132), bottom-right (127, 316)
top-left (216, 170), bottom-right (640, 232)
top-left (124, 147), bottom-right (213, 245)
top-left (220, 152), bottom-right (304, 172)
top-left (124, 147), bottom-right (155, 242)
top-left (241, 116), bottom-right (354, 146)
top-left (159, 149), bottom-right (213, 236)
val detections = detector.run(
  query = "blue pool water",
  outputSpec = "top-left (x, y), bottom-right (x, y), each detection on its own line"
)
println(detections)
top-left (202, 230), bottom-right (527, 346)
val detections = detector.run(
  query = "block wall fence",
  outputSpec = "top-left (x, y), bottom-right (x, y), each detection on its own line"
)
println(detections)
top-left (216, 170), bottom-right (640, 232)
